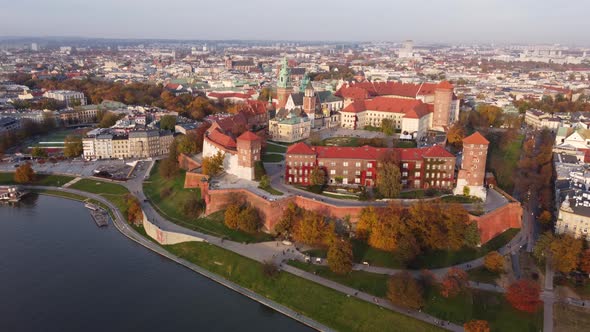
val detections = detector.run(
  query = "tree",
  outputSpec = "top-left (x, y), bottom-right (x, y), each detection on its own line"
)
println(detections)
top-left (533, 231), bottom-right (554, 263)
top-left (580, 249), bottom-right (590, 274)
top-left (261, 260), bottom-right (280, 278)
top-left (506, 279), bottom-right (541, 313)
top-left (381, 118), bottom-right (395, 135)
top-left (309, 165), bottom-right (326, 186)
top-left (446, 123), bottom-right (465, 148)
top-left (237, 205), bottom-right (261, 233)
top-left (202, 151), bottom-right (225, 176)
top-left (126, 194), bottom-right (143, 225)
top-left (31, 147), bottom-right (47, 158)
top-left (327, 238), bottom-right (353, 274)
top-left (477, 104), bottom-right (503, 127)
top-left (98, 111), bottom-right (122, 128)
top-left (484, 251), bottom-right (505, 273)
top-left (356, 206), bottom-right (379, 240)
top-left (176, 133), bottom-right (199, 155)
top-left (293, 210), bottom-right (332, 246)
top-left (160, 115), bottom-right (177, 131)
top-left (274, 202), bottom-right (302, 238)
top-left (63, 135), bottom-right (83, 158)
top-left (537, 210), bottom-right (552, 226)
top-left (464, 320), bottom-right (490, 332)
top-left (14, 163), bottom-right (36, 183)
top-left (376, 161), bottom-right (401, 198)
top-left (550, 234), bottom-right (582, 274)
top-left (259, 175), bottom-right (270, 189)
top-left (224, 204), bottom-right (241, 229)
top-left (183, 194), bottom-right (205, 219)
top-left (440, 267), bottom-right (469, 298)
top-left (386, 272), bottom-right (424, 310)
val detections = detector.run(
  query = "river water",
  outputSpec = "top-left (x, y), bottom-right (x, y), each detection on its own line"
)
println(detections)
top-left (0, 195), bottom-right (311, 332)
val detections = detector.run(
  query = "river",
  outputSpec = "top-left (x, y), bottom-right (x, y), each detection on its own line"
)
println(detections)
top-left (0, 195), bottom-right (312, 332)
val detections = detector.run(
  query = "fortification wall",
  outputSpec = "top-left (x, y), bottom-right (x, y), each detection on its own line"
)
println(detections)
top-left (142, 212), bottom-right (205, 245)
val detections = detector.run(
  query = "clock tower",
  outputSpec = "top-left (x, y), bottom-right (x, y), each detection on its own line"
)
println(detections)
top-left (454, 131), bottom-right (489, 199)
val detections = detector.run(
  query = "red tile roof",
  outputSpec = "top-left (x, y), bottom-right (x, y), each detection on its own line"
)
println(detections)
top-left (463, 132), bottom-right (489, 145)
top-left (341, 97), bottom-right (430, 119)
top-left (237, 131), bottom-right (260, 142)
top-left (335, 81), bottom-right (445, 99)
top-left (208, 92), bottom-right (252, 99)
top-left (207, 128), bottom-right (236, 149)
top-left (286, 142), bottom-right (316, 155)
top-left (287, 143), bottom-right (455, 161)
top-left (436, 81), bottom-right (454, 90)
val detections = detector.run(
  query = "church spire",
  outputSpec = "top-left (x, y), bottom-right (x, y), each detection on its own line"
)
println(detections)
top-left (277, 57), bottom-right (292, 89)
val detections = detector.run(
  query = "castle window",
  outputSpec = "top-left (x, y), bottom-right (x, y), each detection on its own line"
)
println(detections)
top-left (343, 162), bottom-right (349, 167)
top-left (330, 170), bottom-right (336, 175)
top-left (367, 171), bottom-right (372, 176)
top-left (367, 162), bottom-right (372, 168)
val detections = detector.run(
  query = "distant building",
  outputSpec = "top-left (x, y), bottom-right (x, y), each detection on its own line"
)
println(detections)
top-left (0, 117), bottom-right (21, 134)
top-left (524, 109), bottom-right (562, 130)
top-left (43, 90), bottom-right (87, 107)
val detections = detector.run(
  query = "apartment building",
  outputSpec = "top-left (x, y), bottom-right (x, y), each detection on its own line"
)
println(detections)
top-left (43, 90), bottom-right (87, 106)
top-left (83, 129), bottom-right (173, 159)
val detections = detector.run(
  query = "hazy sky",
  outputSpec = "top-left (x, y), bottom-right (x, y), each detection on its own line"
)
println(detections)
top-left (1, 0), bottom-right (588, 44)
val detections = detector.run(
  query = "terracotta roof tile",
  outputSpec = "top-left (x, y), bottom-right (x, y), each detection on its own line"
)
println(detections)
top-left (463, 131), bottom-right (489, 145)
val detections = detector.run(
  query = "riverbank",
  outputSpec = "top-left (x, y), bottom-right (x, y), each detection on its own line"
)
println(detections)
top-left (30, 186), bottom-right (444, 332)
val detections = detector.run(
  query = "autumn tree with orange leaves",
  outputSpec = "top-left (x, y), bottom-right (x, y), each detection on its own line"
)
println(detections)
top-left (464, 320), bottom-right (490, 332)
top-left (440, 267), bottom-right (469, 298)
top-left (506, 279), bottom-right (541, 313)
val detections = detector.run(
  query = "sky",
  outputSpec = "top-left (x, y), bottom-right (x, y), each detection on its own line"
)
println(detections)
top-left (1, 0), bottom-right (588, 44)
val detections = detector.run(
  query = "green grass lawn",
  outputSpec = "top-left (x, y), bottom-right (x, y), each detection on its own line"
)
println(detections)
top-left (29, 129), bottom-right (78, 147)
top-left (265, 143), bottom-right (287, 153)
top-left (259, 185), bottom-right (284, 196)
top-left (0, 172), bottom-right (74, 187)
top-left (288, 260), bottom-right (389, 297)
top-left (440, 195), bottom-right (483, 203)
top-left (408, 228), bottom-right (520, 269)
top-left (69, 178), bottom-right (130, 214)
top-left (424, 286), bottom-right (542, 332)
top-left (262, 154), bottom-right (284, 162)
top-left (467, 266), bottom-right (501, 284)
top-left (352, 240), bottom-right (406, 268)
top-left (322, 137), bottom-right (359, 147)
top-left (554, 303), bottom-right (590, 332)
top-left (395, 140), bottom-right (417, 148)
top-left (143, 161), bottom-right (272, 243)
top-left (166, 241), bottom-right (442, 332)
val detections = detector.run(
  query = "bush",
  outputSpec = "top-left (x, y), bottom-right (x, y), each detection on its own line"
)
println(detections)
top-left (159, 186), bottom-right (172, 199)
top-left (182, 195), bottom-right (205, 219)
top-left (387, 272), bottom-right (424, 309)
top-left (262, 260), bottom-right (280, 278)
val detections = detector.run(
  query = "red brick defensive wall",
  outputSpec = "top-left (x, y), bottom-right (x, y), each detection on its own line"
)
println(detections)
top-left (203, 187), bottom-right (522, 245)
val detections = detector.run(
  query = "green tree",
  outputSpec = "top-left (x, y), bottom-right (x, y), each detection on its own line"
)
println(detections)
top-left (237, 205), bottom-right (261, 233)
top-left (183, 194), bottom-right (205, 219)
top-left (202, 151), bottom-right (225, 176)
top-left (98, 111), bottom-right (122, 128)
top-left (376, 161), bottom-right (401, 198)
top-left (309, 165), bottom-right (326, 186)
top-left (63, 135), bottom-right (83, 158)
top-left (176, 132), bottom-right (199, 155)
top-left (31, 147), bottom-right (48, 158)
top-left (160, 115), bottom-right (177, 131)
top-left (327, 238), bottom-right (353, 274)
top-left (386, 272), bottom-right (424, 309)
top-left (533, 232), bottom-right (555, 263)
top-left (381, 118), bottom-right (395, 135)
top-left (259, 175), bottom-right (271, 189)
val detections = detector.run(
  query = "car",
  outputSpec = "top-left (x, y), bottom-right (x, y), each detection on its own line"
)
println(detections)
top-left (13, 164), bottom-right (20, 168)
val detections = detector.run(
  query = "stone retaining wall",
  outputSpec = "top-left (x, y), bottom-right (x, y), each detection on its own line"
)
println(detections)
top-left (142, 212), bottom-right (206, 245)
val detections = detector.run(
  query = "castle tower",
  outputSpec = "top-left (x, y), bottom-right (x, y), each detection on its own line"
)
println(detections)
top-left (276, 57), bottom-right (293, 109)
top-left (454, 131), bottom-right (489, 200)
top-left (302, 76), bottom-right (316, 115)
top-left (433, 81), bottom-right (454, 130)
top-left (236, 131), bottom-right (261, 181)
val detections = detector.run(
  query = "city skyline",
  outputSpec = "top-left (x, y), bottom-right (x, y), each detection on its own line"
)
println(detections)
top-left (1, 0), bottom-right (589, 45)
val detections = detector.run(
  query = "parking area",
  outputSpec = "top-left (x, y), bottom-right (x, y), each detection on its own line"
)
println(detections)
top-left (0, 158), bottom-right (133, 178)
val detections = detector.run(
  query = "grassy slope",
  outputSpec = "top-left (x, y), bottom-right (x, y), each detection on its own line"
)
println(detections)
top-left (143, 161), bottom-right (272, 243)
top-left (69, 178), bottom-right (130, 214)
top-left (0, 172), bottom-right (74, 187)
top-left (487, 133), bottom-right (524, 193)
top-left (166, 242), bottom-right (442, 332)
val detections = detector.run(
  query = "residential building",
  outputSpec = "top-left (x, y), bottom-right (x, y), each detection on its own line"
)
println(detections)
top-left (0, 117), bottom-right (21, 134)
top-left (82, 129), bottom-right (173, 159)
top-left (43, 90), bottom-right (87, 106)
